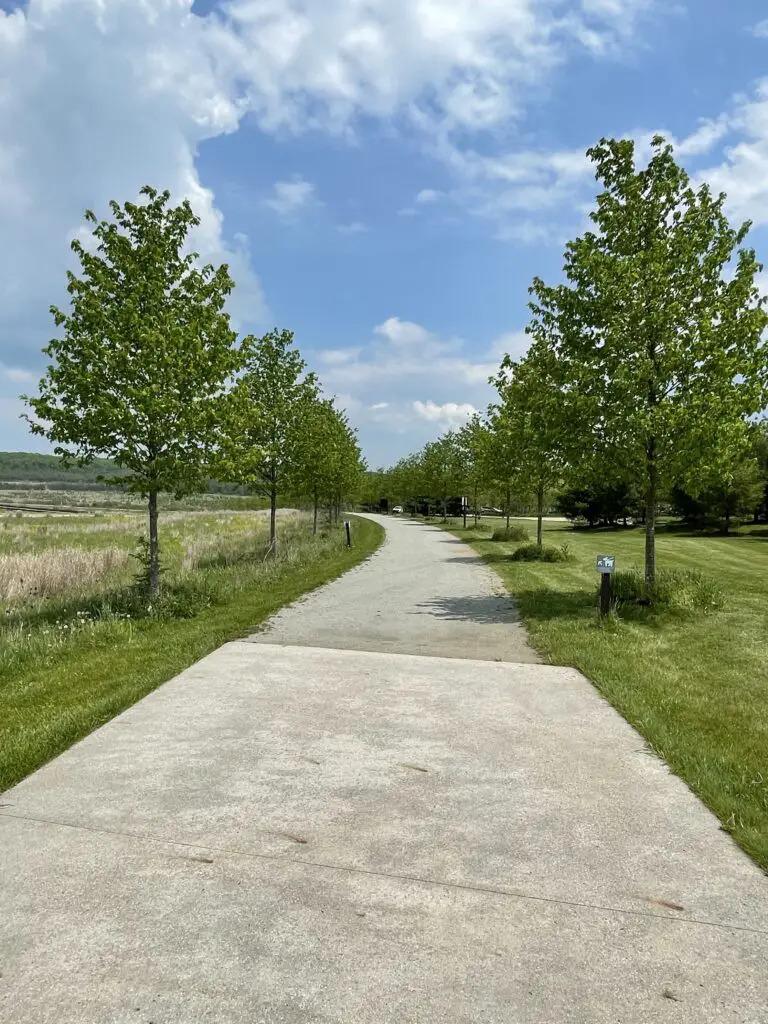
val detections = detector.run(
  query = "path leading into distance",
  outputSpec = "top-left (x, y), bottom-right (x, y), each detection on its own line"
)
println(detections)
top-left (1, 515), bottom-right (766, 1023)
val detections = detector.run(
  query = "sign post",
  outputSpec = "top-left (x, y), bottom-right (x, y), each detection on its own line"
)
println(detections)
top-left (344, 520), bottom-right (352, 548)
top-left (596, 555), bottom-right (616, 617)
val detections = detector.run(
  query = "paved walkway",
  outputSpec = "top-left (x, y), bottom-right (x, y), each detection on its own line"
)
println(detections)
top-left (1, 517), bottom-right (767, 1023)
top-left (250, 514), bottom-right (538, 661)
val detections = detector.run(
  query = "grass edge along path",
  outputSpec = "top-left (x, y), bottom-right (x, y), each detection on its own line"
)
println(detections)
top-left (1, 515), bottom-right (384, 792)
top-left (441, 517), bottom-right (768, 875)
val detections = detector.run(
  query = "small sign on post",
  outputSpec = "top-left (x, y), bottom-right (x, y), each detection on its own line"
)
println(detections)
top-left (596, 555), bottom-right (616, 617)
top-left (344, 520), bottom-right (352, 548)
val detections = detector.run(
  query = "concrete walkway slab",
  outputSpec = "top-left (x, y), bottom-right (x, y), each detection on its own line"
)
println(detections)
top-left (2, 642), bottom-right (767, 1023)
top-left (249, 514), bottom-right (539, 662)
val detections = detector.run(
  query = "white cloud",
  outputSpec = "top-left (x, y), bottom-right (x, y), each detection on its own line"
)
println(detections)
top-left (264, 177), bottom-right (316, 216)
top-left (753, 20), bottom-right (768, 39)
top-left (0, 0), bottom-right (267, 386)
top-left (337, 220), bottom-right (367, 234)
top-left (695, 79), bottom-right (768, 227)
top-left (436, 139), bottom-right (594, 241)
top-left (1, 363), bottom-right (36, 384)
top-left (675, 116), bottom-right (732, 157)
top-left (224, 0), bottom-right (656, 136)
top-left (374, 318), bottom-right (436, 348)
top-left (318, 347), bottom-right (362, 364)
top-left (416, 188), bottom-right (443, 203)
top-left (413, 400), bottom-right (478, 427)
top-left (318, 316), bottom-right (513, 458)
top-left (0, 0), bottom-right (663, 451)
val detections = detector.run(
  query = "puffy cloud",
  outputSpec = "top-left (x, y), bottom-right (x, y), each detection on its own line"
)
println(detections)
top-left (224, 0), bottom-right (655, 135)
top-left (264, 177), bottom-right (317, 216)
top-left (0, 0), bottom-right (266, 385)
top-left (695, 80), bottom-right (768, 228)
top-left (416, 189), bottom-right (443, 203)
top-left (0, 0), bottom-right (662, 452)
top-left (753, 20), bottom-right (768, 39)
top-left (314, 318), bottom-right (526, 462)
top-left (413, 400), bottom-right (478, 427)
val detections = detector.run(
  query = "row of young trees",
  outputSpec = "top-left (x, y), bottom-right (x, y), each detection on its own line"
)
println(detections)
top-left (23, 187), bottom-right (365, 594)
top-left (374, 137), bottom-right (768, 585)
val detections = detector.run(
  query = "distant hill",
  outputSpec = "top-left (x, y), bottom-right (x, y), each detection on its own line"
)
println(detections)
top-left (0, 452), bottom-right (125, 488)
top-left (0, 452), bottom-right (252, 497)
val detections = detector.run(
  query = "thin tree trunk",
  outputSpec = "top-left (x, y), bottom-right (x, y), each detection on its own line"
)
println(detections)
top-left (148, 489), bottom-right (160, 597)
top-left (313, 489), bottom-right (318, 536)
top-left (645, 443), bottom-right (657, 587)
top-left (269, 485), bottom-right (277, 557)
top-left (506, 486), bottom-right (511, 530)
top-left (536, 484), bottom-right (544, 552)
top-left (474, 483), bottom-right (479, 526)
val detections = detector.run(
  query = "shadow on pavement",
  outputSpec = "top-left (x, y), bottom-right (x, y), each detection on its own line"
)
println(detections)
top-left (413, 594), bottom-right (521, 625)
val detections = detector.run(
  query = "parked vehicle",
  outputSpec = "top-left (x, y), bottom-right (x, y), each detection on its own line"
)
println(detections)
top-left (392, 505), bottom-right (404, 514)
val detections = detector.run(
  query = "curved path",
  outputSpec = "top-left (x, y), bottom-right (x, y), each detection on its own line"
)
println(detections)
top-left (1, 515), bottom-right (767, 1023)
top-left (250, 514), bottom-right (539, 661)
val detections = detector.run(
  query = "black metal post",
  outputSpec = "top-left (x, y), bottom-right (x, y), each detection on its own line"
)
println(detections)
top-left (344, 520), bottom-right (352, 548)
top-left (600, 572), bottom-right (612, 617)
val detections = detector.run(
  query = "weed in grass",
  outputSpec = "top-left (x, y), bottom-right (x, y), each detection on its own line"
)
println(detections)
top-left (611, 567), bottom-right (725, 613)
top-left (510, 543), bottom-right (574, 563)
top-left (491, 526), bottom-right (530, 542)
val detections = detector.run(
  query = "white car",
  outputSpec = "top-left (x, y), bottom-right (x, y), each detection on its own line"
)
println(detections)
top-left (392, 505), bottom-right (404, 514)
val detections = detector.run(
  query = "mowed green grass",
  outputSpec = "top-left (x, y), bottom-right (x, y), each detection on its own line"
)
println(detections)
top-left (0, 515), bottom-right (384, 792)
top-left (449, 517), bottom-right (768, 872)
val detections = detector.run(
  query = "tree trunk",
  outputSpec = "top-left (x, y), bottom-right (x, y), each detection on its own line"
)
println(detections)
top-left (148, 489), bottom-right (160, 597)
top-left (536, 484), bottom-right (544, 552)
top-left (474, 483), bottom-right (479, 527)
top-left (442, 498), bottom-right (448, 522)
top-left (313, 489), bottom-right (319, 536)
top-left (463, 503), bottom-right (467, 529)
top-left (269, 486), bottom-right (277, 557)
top-left (506, 486), bottom-right (511, 531)
top-left (644, 444), bottom-right (657, 588)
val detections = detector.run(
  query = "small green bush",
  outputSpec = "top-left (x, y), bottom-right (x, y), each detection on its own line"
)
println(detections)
top-left (610, 567), bottom-right (725, 612)
top-left (510, 543), bottom-right (572, 563)
top-left (491, 525), bottom-right (530, 542)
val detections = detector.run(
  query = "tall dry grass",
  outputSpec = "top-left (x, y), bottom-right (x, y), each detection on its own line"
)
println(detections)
top-left (0, 547), bottom-right (131, 602)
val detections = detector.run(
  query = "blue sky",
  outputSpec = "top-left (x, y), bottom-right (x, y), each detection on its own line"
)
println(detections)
top-left (2, 1), bottom-right (768, 466)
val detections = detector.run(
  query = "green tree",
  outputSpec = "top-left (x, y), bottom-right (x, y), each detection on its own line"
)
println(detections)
top-left (422, 431), bottom-right (463, 520)
top-left (457, 415), bottom-right (491, 527)
top-left (484, 404), bottom-right (523, 529)
top-left (292, 397), bottom-right (339, 533)
top-left (671, 449), bottom-right (765, 534)
top-left (25, 186), bottom-right (246, 596)
top-left (387, 453), bottom-right (427, 513)
top-left (221, 329), bottom-right (317, 555)
top-left (530, 136), bottom-right (768, 584)
top-left (492, 340), bottom-right (565, 551)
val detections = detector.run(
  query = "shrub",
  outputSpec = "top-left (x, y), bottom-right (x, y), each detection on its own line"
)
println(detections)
top-left (610, 567), bottom-right (725, 612)
top-left (491, 525), bottom-right (529, 542)
top-left (510, 543), bottom-right (572, 563)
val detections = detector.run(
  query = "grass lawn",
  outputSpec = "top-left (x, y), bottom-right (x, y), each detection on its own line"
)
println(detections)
top-left (447, 516), bottom-right (768, 873)
top-left (0, 514), bottom-right (383, 792)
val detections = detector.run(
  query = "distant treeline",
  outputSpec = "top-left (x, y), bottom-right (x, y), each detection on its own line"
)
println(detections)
top-left (0, 452), bottom-right (251, 495)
